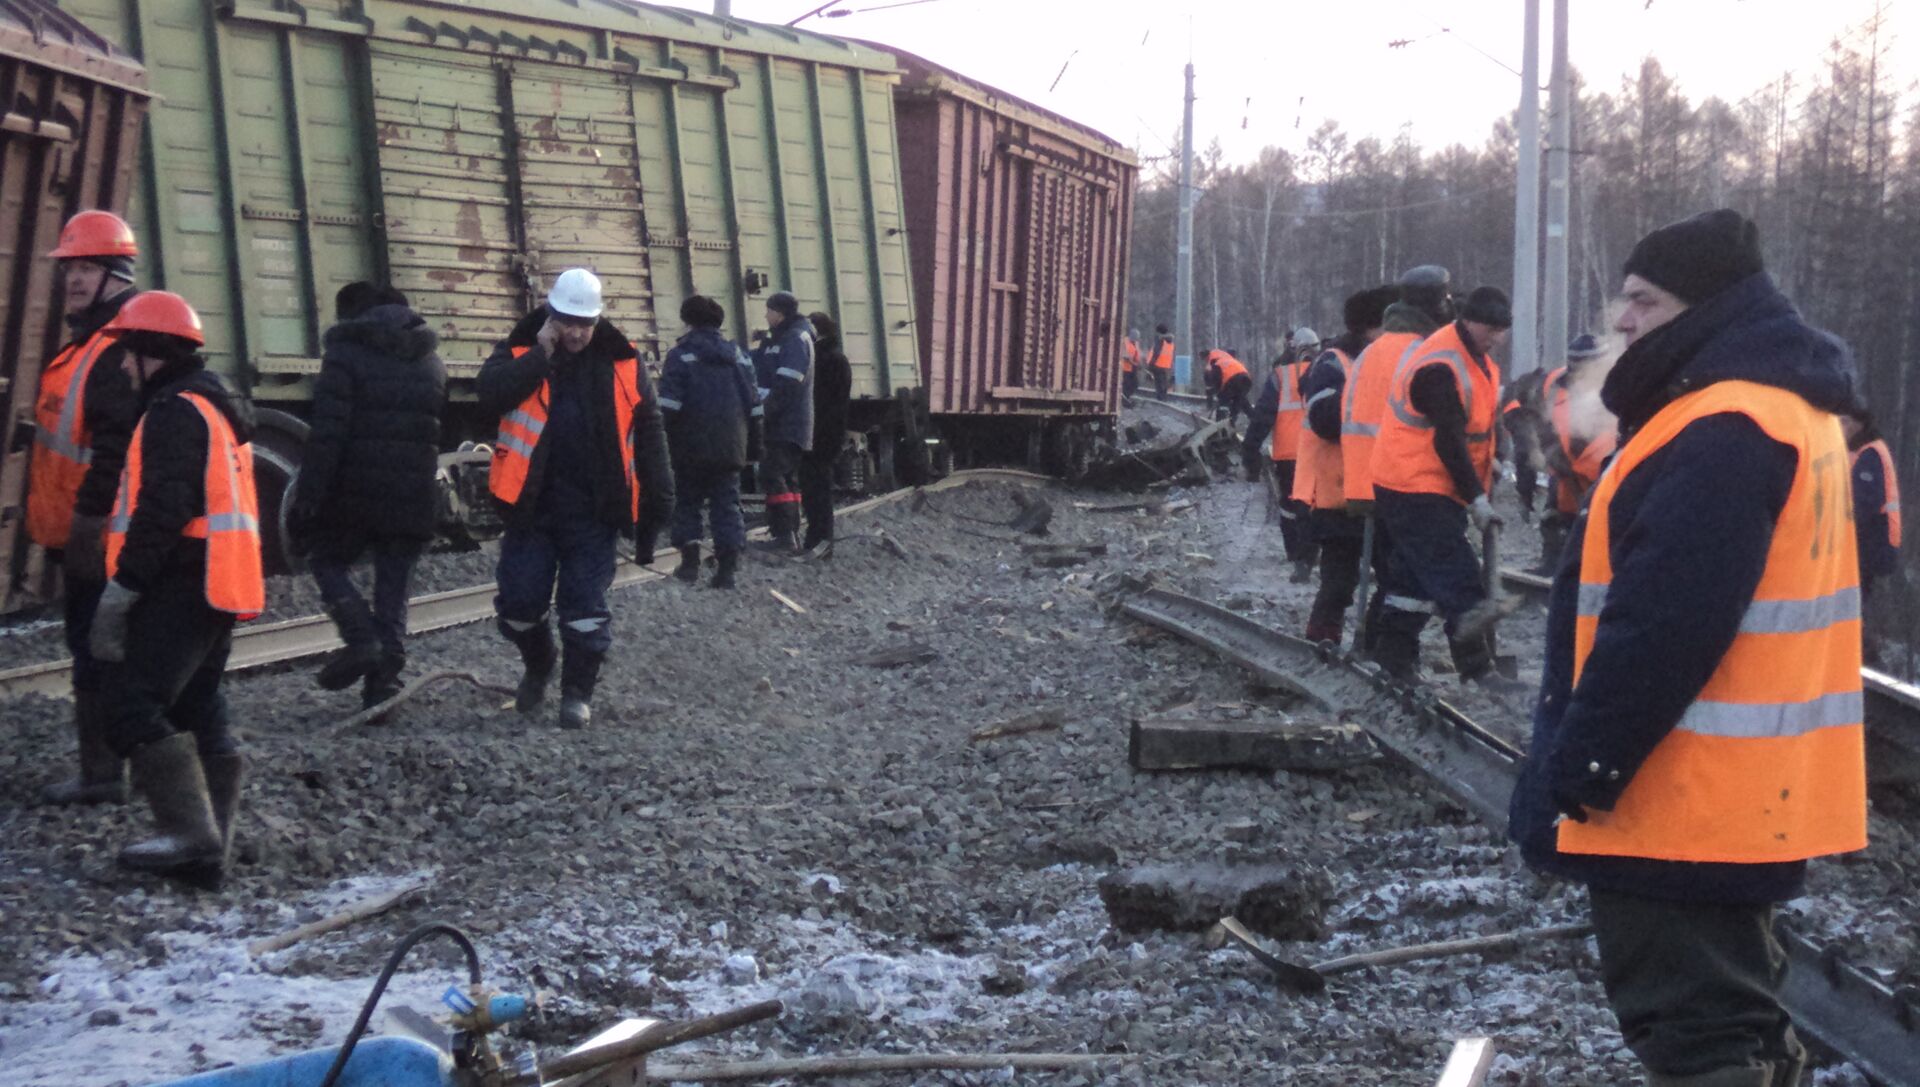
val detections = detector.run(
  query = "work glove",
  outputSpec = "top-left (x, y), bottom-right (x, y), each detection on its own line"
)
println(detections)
top-left (89, 580), bottom-right (141, 663)
top-left (1468, 494), bottom-right (1504, 534)
top-left (63, 512), bottom-right (109, 582)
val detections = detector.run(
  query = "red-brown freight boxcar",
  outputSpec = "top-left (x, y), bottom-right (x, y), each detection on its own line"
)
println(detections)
top-left (886, 47), bottom-right (1137, 477)
top-left (0, 0), bottom-right (148, 614)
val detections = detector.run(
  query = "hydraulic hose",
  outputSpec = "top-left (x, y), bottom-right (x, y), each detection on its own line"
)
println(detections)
top-left (315, 922), bottom-right (482, 1087)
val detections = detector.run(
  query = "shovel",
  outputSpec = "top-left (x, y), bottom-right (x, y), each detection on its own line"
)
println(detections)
top-left (1212, 916), bottom-right (1592, 994)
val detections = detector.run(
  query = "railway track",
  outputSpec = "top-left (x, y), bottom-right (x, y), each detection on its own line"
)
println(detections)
top-left (1121, 585), bottom-right (1920, 1086)
top-left (0, 469), bottom-right (1052, 703)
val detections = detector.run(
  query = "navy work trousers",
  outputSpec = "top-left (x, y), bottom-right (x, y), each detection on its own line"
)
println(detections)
top-left (63, 574), bottom-right (106, 693)
top-left (494, 518), bottom-right (618, 656)
top-left (671, 464), bottom-right (747, 555)
top-left (1373, 487), bottom-right (1487, 639)
top-left (1272, 460), bottom-right (1318, 565)
top-left (309, 533), bottom-right (421, 658)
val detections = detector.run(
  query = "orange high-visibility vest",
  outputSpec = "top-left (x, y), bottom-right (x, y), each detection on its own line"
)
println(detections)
top-left (1559, 380), bottom-right (1865, 863)
top-left (106, 391), bottom-right (264, 619)
top-left (1206, 350), bottom-right (1248, 387)
top-left (1149, 339), bottom-right (1174, 370)
top-left (1370, 323), bottom-right (1500, 502)
top-left (1547, 368), bottom-right (1619, 514)
top-left (26, 329), bottom-right (118, 549)
top-left (1121, 339), bottom-right (1142, 374)
top-left (1341, 331), bottom-right (1424, 503)
top-left (1269, 359), bottom-right (1307, 464)
top-left (489, 345), bottom-right (645, 522)
top-left (1854, 439), bottom-right (1903, 550)
top-left (1293, 349), bottom-right (1352, 509)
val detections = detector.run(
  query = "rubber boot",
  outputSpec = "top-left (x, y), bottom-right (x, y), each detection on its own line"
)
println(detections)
top-left (316, 599), bottom-right (382, 691)
top-left (712, 551), bottom-right (740, 590)
top-left (200, 750), bottom-right (244, 871)
top-left (557, 648), bottom-right (601, 730)
top-left (1368, 629), bottom-right (1422, 681)
top-left (361, 651), bottom-right (406, 713)
top-left (120, 733), bottom-right (224, 883)
top-left (1289, 560), bottom-right (1315, 585)
top-left (42, 690), bottom-right (128, 805)
top-left (674, 544), bottom-right (701, 584)
top-left (1536, 517), bottom-right (1568, 574)
top-left (505, 623), bottom-right (556, 715)
top-left (1303, 618), bottom-right (1343, 646)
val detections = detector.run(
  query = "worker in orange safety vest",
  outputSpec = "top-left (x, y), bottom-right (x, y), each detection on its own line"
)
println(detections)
top-left (1120, 328), bottom-right (1143, 406)
top-left (1538, 334), bottom-right (1618, 569)
top-left (1147, 324), bottom-right (1174, 400)
top-left (1512, 209), bottom-right (1867, 1086)
top-left (91, 291), bottom-right (262, 889)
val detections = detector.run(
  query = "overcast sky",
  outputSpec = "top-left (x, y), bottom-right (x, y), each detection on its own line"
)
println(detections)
top-left (666, 0), bottom-right (1913, 170)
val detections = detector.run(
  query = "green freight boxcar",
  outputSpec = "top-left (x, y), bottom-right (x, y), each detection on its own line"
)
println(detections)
top-left (54, 0), bottom-right (923, 560)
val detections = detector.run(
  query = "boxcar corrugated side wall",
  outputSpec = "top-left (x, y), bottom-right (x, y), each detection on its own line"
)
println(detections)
top-left (0, 0), bottom-right (147, 613)
top-left (55, 0), bottom-right (920, 413)
top-left (888, 49), bottom-right (1135, 422)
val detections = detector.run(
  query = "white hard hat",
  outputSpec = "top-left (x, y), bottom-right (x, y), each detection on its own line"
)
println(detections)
top-left (548, 268), bottom-right (604, 319)
top-left (1291, 327), bottom-right (1319, 347)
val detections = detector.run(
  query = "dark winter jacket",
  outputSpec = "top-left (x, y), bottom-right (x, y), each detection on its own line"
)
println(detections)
top-left (1303, 331), bottom-right (1369, 444)
top-left (296, 303), bottom-right (446, 544)
top-left (111, 361), bottom-right (257, 595)
top-left (1851, 426), bottom-right (1901, 583)
top-left (68, 290), bottom-right (141, 521)
top-left (1510, 273), bottom-right (1857, 904)
top-left (752, 313), bottom-right (816, 451)
top-left (1239, 360), bottom-right (1293, 462)
top-left (659, 327), bottom-right (762, 471)
top-left (808, 318), bottom-right (853, 463)
top-left (477, 308), bottom-right (673, 532)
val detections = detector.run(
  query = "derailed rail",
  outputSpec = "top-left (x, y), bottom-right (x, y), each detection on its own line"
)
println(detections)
top-left (1121, 585), bottom-right (1920, 1086)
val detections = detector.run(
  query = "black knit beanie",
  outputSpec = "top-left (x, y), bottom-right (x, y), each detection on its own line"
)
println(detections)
top-left (681, 295), bottom-right (726, 328)
top-left (1459, 286), bottom-right (1512, 329)
top-left (767, 291), bottom-right (800, 318)
top-left (1343, 285), bottom-right (1398, 334)
top-left (1623, 209), bottom-right (1764, 305)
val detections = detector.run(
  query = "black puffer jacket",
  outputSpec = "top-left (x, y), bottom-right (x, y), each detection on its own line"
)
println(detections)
top-left (477, 308), bottom-right (673, 531)
top-left (296, 303), bottom-right (446, 543)
top-left (111, 362), bottom-right (257, 595)
top-left (67, 289), bottom-right (141, 520)
top-left (808, 315), bottom-right (852, 462)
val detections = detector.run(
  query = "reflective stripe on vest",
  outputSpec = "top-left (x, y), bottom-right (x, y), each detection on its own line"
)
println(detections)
top-left (1854, 439), bottom-right (1903, 550)
top-left (1369, 323), bottom-right (1500, 502)
top-left (1293, 349), bottom-right (1352, 509)
top-left (1269, 358), bottom-right (1306, 464)
top-left (1341, 331), bottom-right (1424, 503)
top-left (25, 331), bottom-right (116, 550)
top-left (106, 391), bottom-right (265, 619)
top-left (488, 345), bottom-right (644, 521)
top-left (1560, 380), bottom-right (1865, 864)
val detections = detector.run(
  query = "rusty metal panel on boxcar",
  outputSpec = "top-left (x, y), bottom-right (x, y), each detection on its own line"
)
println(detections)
top-left (0, 0), bottom-right (148, 614)
top-left (886, 48), bottom-right (1136, 419)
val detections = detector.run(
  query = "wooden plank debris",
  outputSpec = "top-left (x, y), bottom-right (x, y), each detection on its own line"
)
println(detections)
top-left (770, 589), bottom-right (808, 615)
top-left (970, 707), bottom-right (1065, 742)
top-left (248, 878), bottom-right (432, 955)
top-left (1128, 716), bottom-right (1378, 772)
top-left (1434, 1038), bottom-right (1497, 1087)
top-left (851, 641), bottom-right (938, 668)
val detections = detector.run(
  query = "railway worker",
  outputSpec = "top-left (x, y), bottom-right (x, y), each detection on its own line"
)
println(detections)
top-left (1511, 209), bottom-right (1866, 1087)
top-left (479, 268), bottom-right (673, 729)
top-left (1847, 407), bottom-right (1902, 667)
top-left (1120, 328), bottom-right (1143, 406)
top-left (31, 210), bottom-right (144, 806)
top-left (802, 311), bottom-right (853, 551)
top-left (292, 283), bottom-right (446, 711)
top-left (1241, 335), bottom-right (1316, 580)
top-left (1341, 265), bottom-right (1453, 654)
top-left (88, 292), bottom-right (261, 888)
top-left (750, 291), bottom-right (815, 554)
top-left (1539, 334), bottom-right (1618, 570)
top-left (1366, 285), bottom-right (1514, 685)
top-left (1202, 346), bottom-right (1252, 430)
top-left (1498, 367), bottom-right (1549, 526)
top-left (1147, 324), bottom-right (1174, 400)
top-left (660, 295), bottom-right (760, 589)
top-left (1293, 288), bottom-right (1396, 643)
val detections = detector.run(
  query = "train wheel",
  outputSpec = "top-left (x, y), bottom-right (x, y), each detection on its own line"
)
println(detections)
top-left (250, 410), bottom-right (308, 576)
top-left (1045, 421), bottom-right (1093, 481)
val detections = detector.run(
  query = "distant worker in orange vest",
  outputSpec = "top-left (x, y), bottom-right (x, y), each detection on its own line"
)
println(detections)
top-left (1538, 333), bottom-right (1617, 569)
top-left (1120, 328), bottom-right (1143, 406)
top-left (1367, 285), bottom-right (1515, 686)
top-left (30, 211), bottom-right (144, 807)
top-left (90, 292), bottom-right (263, 889)
top-left (1846, 407), bottom-right (1902, 666)
top-left (1511, 210), bottom-right (1866, 1087)
top-left (479, 268), bottom-right (674, 729)
top-left (1239, 331), bottom-right (1319, 580)
top-left (1340, 265), bottom-right (1453, 652)
top-left (1289, 288), bottom-right (1395, 642)
top-left (1147, 324), bottom-right (1174, 400)
top-left (1201, 346), bottom-right (1252, 430)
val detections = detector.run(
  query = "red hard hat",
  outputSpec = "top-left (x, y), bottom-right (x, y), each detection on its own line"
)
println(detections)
top-left (105, 291), bottom-right (206, 346)
top-left (47, 210), bottom-right (139, 261)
